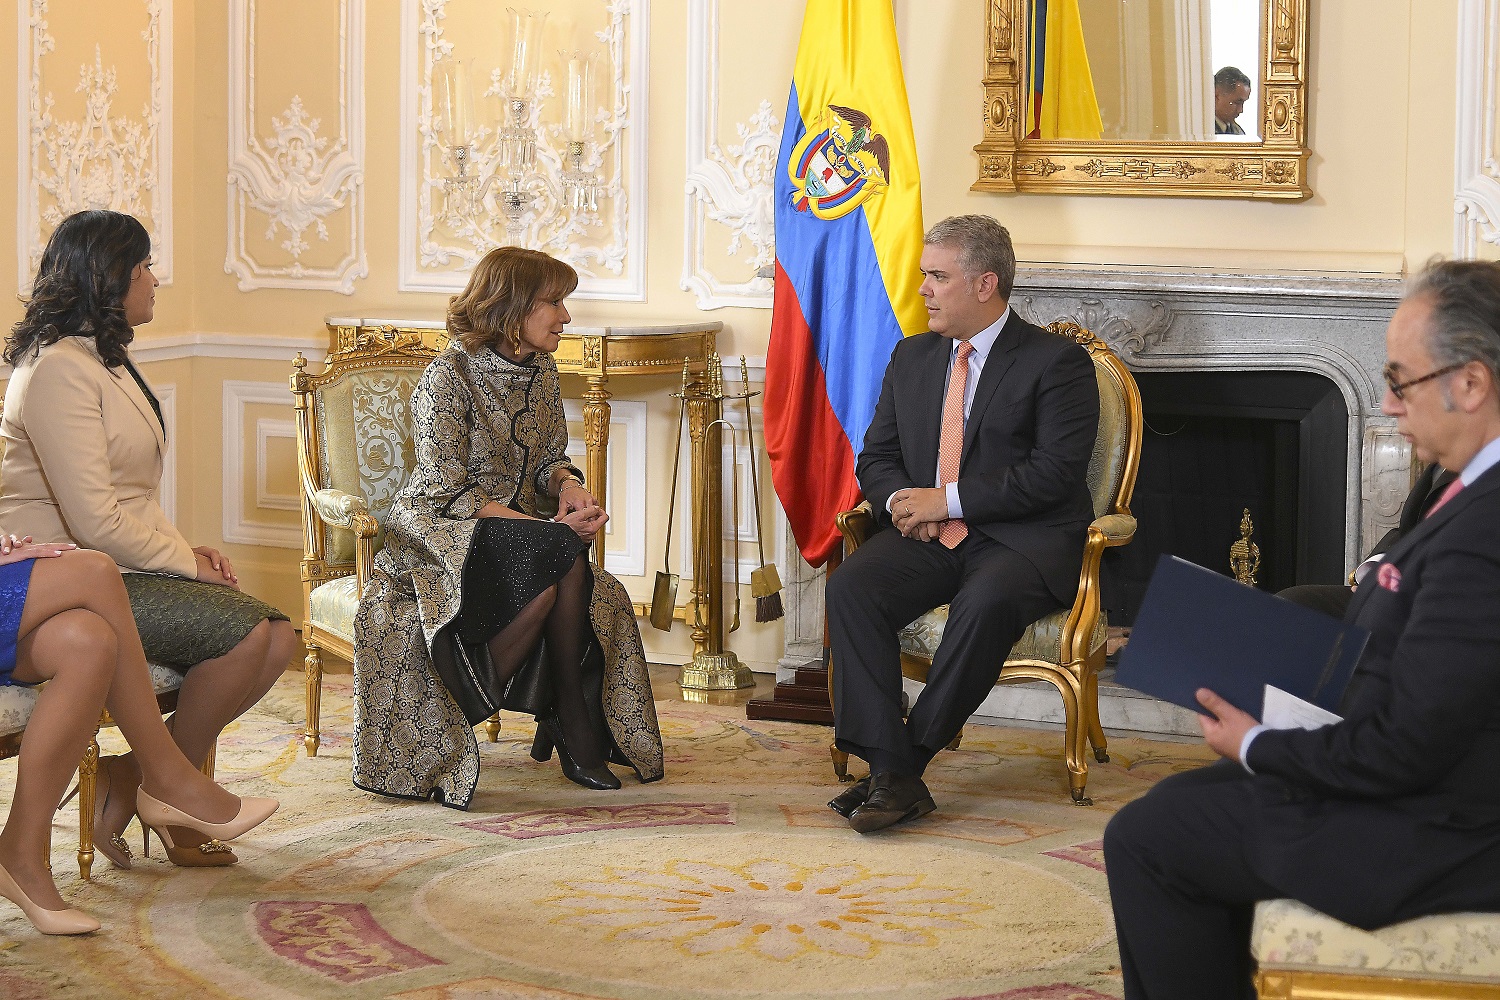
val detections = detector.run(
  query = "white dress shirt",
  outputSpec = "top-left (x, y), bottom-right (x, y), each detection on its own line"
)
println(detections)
top-left (1238, 432), bottom-right (1500, 770)
top-left (886, 308), bottom-right (1011, 520)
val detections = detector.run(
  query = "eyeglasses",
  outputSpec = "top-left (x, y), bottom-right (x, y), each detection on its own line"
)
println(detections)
top-left (1383, 362), bottom-right (1467, 400)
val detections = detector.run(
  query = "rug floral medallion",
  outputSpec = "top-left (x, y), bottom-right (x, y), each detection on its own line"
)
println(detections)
top-left (0, 675), bottom-right (1214, 1000)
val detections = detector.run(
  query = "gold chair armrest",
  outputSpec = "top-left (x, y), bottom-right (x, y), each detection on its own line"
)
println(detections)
top-left (308, 488), bottom-right (379, 595)
top-left (1092, 513), bottom-right (1136, 546)
top-left (309, 488), bottom-right (374, 533)
top-left (835, 501), bottom-right (875, 553)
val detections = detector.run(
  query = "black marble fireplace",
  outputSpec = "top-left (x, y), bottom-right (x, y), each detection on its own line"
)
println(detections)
top-left (1103, 369), bottom-right (1349, 625)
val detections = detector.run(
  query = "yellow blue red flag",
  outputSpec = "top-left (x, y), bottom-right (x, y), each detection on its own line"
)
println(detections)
top-left (1025, 0), bottom-right (1103, 140)
top-left (765, 0), bottom-right (925, 568)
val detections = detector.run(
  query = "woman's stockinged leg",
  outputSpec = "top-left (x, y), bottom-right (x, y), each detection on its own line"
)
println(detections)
top-left (484, 586), bottom-right (556, 690)
top-left (0, 609), bottom-right (115, 910)
top-left (546, 555), bottom-right (605, 769)
top-left (170, 617), bottom-right (297, 770)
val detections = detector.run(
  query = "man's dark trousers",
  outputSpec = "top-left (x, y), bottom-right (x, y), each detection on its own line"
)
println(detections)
top-left (827, 525), bottom-right (1058, 775)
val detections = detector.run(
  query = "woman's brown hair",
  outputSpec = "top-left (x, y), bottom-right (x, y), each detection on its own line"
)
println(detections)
top-left (6, 210), bottom-right (151, 368)
top-left (447, 246), bottom-right (579, 355)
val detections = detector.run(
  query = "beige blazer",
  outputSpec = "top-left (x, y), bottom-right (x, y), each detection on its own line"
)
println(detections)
top-left (0, 337), bottom-right (196, 578)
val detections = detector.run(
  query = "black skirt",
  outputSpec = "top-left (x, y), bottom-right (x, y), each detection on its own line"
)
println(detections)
top-left (435, 516), bottom-right (592, 724)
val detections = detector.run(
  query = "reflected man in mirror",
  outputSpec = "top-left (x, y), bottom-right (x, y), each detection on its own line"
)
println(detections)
top-left (1103, 259), bottom-right (1500, 999)
top-left (825, 215), bottom-right (1100, 834)
top-left (1214, 66), bottom-right (1252, 135)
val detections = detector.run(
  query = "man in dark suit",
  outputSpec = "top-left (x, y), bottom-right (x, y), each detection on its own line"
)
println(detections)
top-left (1104, 259), bottom-right (1500, 999)
top-left (825, 215), bottom-right (1100, 833)
top-left (1279, 462), bottom-right (1459, 619)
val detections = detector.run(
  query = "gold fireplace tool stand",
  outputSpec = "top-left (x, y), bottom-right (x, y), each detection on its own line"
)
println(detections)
top-left (651, 354), bottom-right (781, 693)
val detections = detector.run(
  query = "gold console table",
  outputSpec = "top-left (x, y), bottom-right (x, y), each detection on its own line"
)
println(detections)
top-left (323, 315), bottom-right (747, 689)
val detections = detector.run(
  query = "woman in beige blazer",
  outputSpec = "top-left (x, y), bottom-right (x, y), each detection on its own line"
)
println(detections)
top-left (0, 211), bottom-right (298, 869)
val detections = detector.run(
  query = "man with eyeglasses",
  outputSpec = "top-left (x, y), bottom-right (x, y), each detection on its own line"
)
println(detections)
top-left (1102, 259), bottom-right (1500, 1000)
top-left (1279, 399), bottom-right (1459, 618)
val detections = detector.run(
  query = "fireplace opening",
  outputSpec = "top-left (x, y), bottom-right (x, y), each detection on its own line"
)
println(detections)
top-left (1102, 369), bottom-right (1348, 626)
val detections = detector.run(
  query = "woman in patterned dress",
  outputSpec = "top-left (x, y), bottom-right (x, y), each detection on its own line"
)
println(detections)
top-left (351, 247), bottom-right (663, 809)
top-left (0, 211), bottom-right (299, 869)
top-left (0, 535), bottom-right (277, 935)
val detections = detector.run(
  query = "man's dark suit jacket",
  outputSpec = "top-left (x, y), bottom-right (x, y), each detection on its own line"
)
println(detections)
top-left (1245, 461), bottom-right (1500, 929)
top-left (855, 312), bottom-right (1100, 603)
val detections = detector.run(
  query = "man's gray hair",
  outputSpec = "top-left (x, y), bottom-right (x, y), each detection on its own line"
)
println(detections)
top-left (1214, 66), bottom-right (1252, 92)
top-left (1409, 258), bottom-right (1500, 404)
top-left (923, 215), bottom-right (1016, 299)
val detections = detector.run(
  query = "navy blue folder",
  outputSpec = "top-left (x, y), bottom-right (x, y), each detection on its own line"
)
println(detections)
top-left (1113, 555), bottom-right (1369, 718)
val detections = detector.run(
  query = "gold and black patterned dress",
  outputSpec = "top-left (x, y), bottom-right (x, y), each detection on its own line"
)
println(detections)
top-left (351, 343), bottom-right (663, 809)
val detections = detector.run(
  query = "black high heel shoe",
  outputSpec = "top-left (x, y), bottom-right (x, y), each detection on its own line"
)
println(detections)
top-left (530, 716), bottom-right (621, 790)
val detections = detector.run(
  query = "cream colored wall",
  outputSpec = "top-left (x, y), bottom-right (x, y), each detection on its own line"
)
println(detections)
top-left (0, 1), bottom-right (1471, 673)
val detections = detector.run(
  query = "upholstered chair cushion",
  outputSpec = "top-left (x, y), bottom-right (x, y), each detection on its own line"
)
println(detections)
top-left (313, 369), bottom-right (425, 564)
top-left (1252, 899), bottom-right (1500, 980)
top-left (899, 607), bottom-right (1107, 664)
top-left (0, 662), bottom-right (185, 739)
top-left (307, 575), bottom-right (361, 645)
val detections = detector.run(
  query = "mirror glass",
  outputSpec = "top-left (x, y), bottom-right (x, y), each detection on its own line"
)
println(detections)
top-left (1024, 0), bottom-right (1263, 144)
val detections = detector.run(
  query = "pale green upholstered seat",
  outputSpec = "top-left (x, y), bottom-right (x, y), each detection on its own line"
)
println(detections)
top-left (832, 322), bottom-right (1143, 805)
top-left (307, 575), bottom-right (360, 645)
top-left (1252, 899), bottom-right (1500, 994)
top-left (293, 328), bottom-right (443, 756)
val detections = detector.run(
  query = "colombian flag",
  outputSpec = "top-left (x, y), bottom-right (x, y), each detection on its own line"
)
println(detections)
top-left (765, 0), bottom-right (925, 568)
top-left (1025, 0), bottom-right (1103, 140)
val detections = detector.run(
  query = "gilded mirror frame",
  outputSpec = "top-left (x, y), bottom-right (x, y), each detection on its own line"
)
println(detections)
top-left (973, 0), bottom-right (1310, 200)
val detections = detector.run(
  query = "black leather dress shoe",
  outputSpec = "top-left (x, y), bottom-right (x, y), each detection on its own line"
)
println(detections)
top-left (828, 776), bottom-right (872, 817)
top-left (847, 772), bottom-right (935, 833)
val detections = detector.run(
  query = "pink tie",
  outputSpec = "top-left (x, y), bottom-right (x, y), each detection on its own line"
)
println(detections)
top-left (937, 342), bottom-right (975, 548)
top-left (1425, 476), bottom-right (1464, 518)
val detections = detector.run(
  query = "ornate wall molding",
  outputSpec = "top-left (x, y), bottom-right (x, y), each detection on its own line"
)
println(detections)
top-left (226, 0), bottom-right (367, 293)
top-left (18, 0), bottom-right (173, 285)
top-left (222, 380), bottom-right (301, 549)
top-left (397, 0), bottom-right (649, 299)
top-left (1455, 0), bottom-right (1500, 255)
top-left (681, 0), bottom-right (779, 310)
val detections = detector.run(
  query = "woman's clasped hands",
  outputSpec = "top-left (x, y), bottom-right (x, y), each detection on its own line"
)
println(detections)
top-left (557, 481), bottom-right (607, 542)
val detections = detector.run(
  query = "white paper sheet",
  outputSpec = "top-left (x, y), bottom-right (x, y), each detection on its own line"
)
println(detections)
top-left (1262, 684), bottom-right (1343, 731)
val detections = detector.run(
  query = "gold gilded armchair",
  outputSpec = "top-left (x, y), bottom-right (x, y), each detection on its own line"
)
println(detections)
top-left (291, 326), bottom-right (443, 755)
top-left (830, 322), bottom-right (1143, 804)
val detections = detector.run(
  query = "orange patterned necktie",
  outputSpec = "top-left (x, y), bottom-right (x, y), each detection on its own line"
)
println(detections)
top-left (937, 341), bottom-right (975, 548)
top-left (1424, 476), bottom-right (1464, 519)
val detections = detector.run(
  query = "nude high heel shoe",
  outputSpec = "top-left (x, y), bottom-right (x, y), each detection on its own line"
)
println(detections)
top-left (135, 789), bottom-right (278, 844)
top-left (0, 862), bottom-right (99, 935)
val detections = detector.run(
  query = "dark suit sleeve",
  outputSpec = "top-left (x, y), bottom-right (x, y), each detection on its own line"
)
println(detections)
top-left (957, 342), bottom-right (1100, 525)
top-left (854, 340), bottom-right (914, 527)
top-left (1247, 538), bottom-right (1500, 798)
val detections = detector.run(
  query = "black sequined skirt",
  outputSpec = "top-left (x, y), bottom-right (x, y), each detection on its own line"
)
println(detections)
top-left (438, 517), bottom-right (592, 724)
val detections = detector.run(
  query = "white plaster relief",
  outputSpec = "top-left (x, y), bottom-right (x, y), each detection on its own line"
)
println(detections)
top-left (398, 0), bottom-right (648, 299)
top-left (1455, 0), bottom-right (1500, 255)
top-left (226, 0), bottom-right (367, 293)
top-left (681, 0), bottom-right (779, 310)
top-left (19, 0), bottom-right (173, 286)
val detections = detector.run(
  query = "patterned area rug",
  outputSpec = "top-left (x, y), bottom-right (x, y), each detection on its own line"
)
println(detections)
top-left (0, 673), bottom-right (1215, 999)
